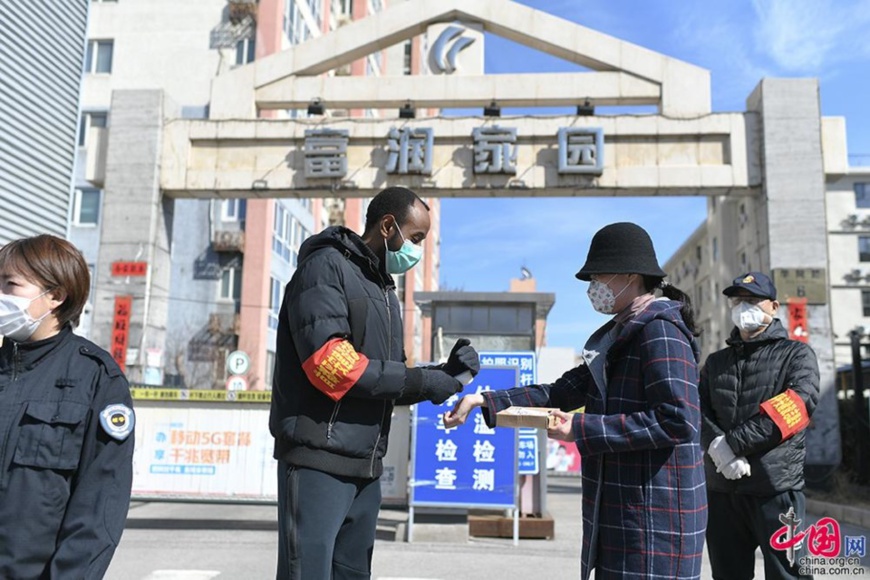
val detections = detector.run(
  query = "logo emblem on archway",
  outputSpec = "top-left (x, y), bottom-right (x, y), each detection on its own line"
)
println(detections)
top-left (429, 25), bottom-right (476, 75)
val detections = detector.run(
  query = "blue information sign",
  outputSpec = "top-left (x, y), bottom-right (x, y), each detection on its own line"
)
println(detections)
top-left (478, 352), bottom-right (536, 387)
top-left (479, 352), bottom-right (541, 475)
top-left (518, 432), bottom-right (539, 474)
top-left (410, 366), bottom-right (518, 509)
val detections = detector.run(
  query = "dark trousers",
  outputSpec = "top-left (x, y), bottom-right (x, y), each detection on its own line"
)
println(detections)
top-left (706, 489), bottom-right (812, 580)
top-left (276, 461), bottom-right (381, 580)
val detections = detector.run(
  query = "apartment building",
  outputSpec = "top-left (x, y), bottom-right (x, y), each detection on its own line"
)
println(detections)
top-left (665, 162), bottom-right (870, 368)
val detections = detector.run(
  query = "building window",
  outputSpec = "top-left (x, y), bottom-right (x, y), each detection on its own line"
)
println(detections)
top-left (235, 37), bottom-right (256, 65)
top-left (78, 112), bottom-right (107, 147)
top-left (863, 290), bottom-right (870, 316)
top-left (265, 350), bottom-right (275, 388)
top-left (85, 40), bottom-right (114, 74)
top-left (403, 40), bottom-right (413, 75)
top-left (712, 237), bottom-right (718, 262)
top-left (284, 2), bottom-right (307, 44)
top-left (222, 199), bottom-right (246, 222)
top-left (269, 277), bottom-right (282, 330)
top-left (73, 188), bottom-right (101, 226)
top-left (860, 236), bottom-right (870, 262)
top-left (273, 205), bottom-right (291, 262)
top-left (220, 267), bottom-right (242, 300)
top-left (307, 0), bottom-right (322, 28)
top-left (273, 205), bottom-right (310, 266)
top-left (856, 183), bottom-right (870, 209)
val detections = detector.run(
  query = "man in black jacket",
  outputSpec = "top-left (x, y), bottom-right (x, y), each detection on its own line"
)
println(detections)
top-left (700, 271), bottom-right (820, 579)
top-left (270, 186), bottom-right (480, 580)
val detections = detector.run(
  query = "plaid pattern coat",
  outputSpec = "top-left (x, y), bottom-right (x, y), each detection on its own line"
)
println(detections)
top-left (482, 300), bottom-right (707, 580)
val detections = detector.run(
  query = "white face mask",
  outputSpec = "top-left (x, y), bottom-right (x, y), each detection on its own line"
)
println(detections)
top-left (0, 291), bottom-right (50, 342)
top-left (731, 302), bottom-right (769, 333)
top-left (587, 275), bottom-right (631, 315)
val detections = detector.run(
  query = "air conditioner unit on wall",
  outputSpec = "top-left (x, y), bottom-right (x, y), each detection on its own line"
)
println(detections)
top-left (228, 0), bottom-right (258, 25)
top-left (212, 230), bottom-right (245, 253)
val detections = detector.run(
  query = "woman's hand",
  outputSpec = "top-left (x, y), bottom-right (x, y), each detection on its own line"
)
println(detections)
top-left (442, 393), bottom-right (486, 428)
top-left (547, 409), bottom-right (576, 442)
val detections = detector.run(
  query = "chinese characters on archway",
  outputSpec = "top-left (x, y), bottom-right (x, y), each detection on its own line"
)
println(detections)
top-left (303, 126), bottom-right (605, 178)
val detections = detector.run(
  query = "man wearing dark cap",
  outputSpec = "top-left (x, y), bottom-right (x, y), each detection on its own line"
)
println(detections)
top-left (700, 271), bottom-right (820, 579)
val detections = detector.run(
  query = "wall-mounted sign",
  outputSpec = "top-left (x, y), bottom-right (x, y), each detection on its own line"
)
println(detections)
top-left (111, 295), bottom-right (133, 371)
top-left (787, 297), bottom-right (809, 343)
top-left (112, 261), bottom-right (148, 277)
top-left (772, 268), bottom-right (827, 305)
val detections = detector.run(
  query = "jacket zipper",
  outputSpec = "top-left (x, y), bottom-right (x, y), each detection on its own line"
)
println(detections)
top-left (326, 400), bottom-right (342, 440)
top-left (359, 261), bottom-right (393, 478)
top-left (11, 341), bottom-right (18, 382)
top-left (370, 415), bottom-right (382, 478)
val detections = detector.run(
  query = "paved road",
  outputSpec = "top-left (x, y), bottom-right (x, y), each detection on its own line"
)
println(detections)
top-left (106, 478), bottom-right (870, 579)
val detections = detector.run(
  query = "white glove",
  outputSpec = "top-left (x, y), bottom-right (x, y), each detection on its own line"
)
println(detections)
top-left (720, 457), bottom-right (752, 480)
top-left (708, 435), bottom-right (736, 472)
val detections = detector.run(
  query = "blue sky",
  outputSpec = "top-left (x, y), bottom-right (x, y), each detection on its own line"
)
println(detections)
top-left (438, 0), bottom-right (870, 352)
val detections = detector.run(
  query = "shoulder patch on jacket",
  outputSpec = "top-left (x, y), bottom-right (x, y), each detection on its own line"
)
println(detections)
top-left (79, 345), bottom-right (123, 378)
top-left (100, 403), bottom-right (135, 440)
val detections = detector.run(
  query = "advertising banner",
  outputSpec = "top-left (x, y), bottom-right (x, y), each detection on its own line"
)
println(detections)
top-left (132, 403), bottom-right (277, 502)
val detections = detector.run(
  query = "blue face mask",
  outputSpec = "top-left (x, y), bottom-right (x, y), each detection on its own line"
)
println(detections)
top-left (386, 225), bottom-right (423, 274)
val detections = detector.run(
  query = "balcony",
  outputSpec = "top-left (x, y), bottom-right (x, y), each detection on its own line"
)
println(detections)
top-left (213, 230), bottom-right (245, 253)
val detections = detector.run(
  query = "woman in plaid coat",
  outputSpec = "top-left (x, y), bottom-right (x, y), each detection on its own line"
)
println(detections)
top-left (445, 223), bottom-right (708, 580)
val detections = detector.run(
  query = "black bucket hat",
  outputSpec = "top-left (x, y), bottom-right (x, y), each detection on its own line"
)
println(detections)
top-left (575, 222), bottom-right (667, 281)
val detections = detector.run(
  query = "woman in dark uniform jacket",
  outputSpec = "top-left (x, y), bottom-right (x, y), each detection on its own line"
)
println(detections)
top-left (0, 235), bottom-right (134, 579)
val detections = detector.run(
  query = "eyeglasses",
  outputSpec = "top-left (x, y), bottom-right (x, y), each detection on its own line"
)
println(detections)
top-left (728, 296), bottom-right (767, 307)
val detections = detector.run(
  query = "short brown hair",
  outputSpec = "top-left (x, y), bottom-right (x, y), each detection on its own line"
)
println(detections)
top-left (0, 235), bottom-right (90, 328)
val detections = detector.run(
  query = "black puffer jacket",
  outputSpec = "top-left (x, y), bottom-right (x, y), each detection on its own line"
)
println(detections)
top-left (269, 226), bottom-right (421, 479)
top-left (699, 319), bottom-right (819, 495)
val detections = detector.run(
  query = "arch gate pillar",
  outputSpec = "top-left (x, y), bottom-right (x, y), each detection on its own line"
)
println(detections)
top-left (748, 78), bottom-right (841, 475)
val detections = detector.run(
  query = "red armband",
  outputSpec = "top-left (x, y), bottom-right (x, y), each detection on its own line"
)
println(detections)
top-left (760, 388), bottom-right (810, 440)
top-left (302, 338), bottom-right (369, 401)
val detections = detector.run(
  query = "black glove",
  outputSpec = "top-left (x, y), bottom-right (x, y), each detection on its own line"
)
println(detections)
top-left (442, 338), bottom-right (481, 378)
top-left (403, 368), bottom-right (464, 404)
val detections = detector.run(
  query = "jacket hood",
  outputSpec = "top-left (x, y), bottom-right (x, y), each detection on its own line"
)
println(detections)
top-left (297, 226), bottom-right (394, 287)
top-left (726, 317), bottom-right (789, 347)
top-left (611, 298), bottom-right (700, 363)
